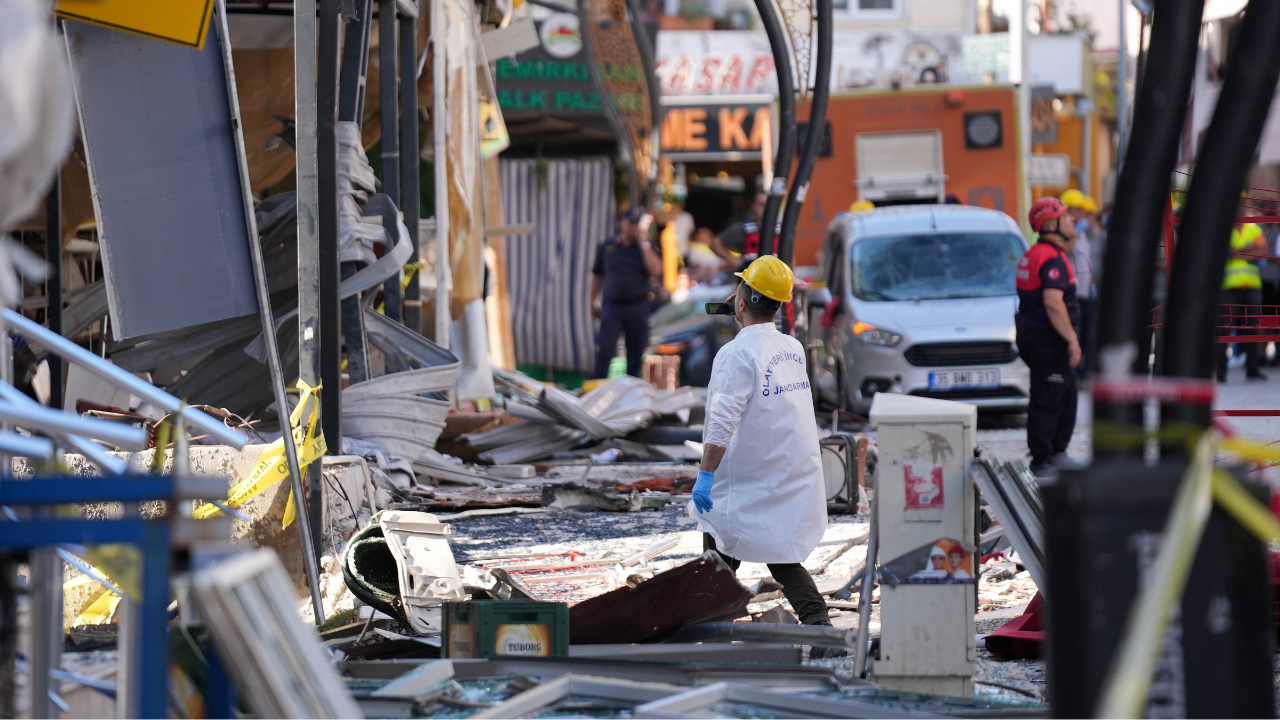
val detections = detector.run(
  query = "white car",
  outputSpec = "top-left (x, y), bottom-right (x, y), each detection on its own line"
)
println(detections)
top-left (809, 205), bottom-right (1031, 414)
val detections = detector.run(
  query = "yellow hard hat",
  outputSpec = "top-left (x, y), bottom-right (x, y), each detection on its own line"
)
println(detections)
top-left (735, 255), bottom-right (794, 302)
top-left (1081, 195), bottom-right (1098, 214)
top-left (850, 199), bottom-right (875, 212)
top-left (1060, 188), bottom-right (1086, 209)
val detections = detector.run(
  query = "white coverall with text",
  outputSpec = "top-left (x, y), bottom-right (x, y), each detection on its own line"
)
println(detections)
top-left (689, 322), bottom-right (827, 564)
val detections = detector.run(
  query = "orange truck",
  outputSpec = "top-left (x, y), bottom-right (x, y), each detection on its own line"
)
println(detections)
top-left (793, 85), bottom-right (1021, 267)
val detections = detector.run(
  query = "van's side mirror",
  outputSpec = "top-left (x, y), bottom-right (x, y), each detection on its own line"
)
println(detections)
top-left (809, 286), bottom-right (833, 306)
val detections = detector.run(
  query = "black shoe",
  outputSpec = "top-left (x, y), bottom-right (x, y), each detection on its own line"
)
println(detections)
top-left (805, 618), bottom-right (849, 659)
top-left (1247, 371), bottom-right (1269, 381)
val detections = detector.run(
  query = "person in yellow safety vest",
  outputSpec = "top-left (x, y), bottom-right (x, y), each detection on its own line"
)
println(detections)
top-left (1217, 222), bottom-right (1269, 382)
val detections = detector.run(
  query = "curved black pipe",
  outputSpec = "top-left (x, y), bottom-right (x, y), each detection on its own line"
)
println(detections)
top-left (1162, 0), bottom-right (1280, 429)
top-left (777, 0), bottom-right (832, 268)
top-left (1091, 0), bottom-right (1202, 439)
top-left (753, 0), bottom-right (796, 258)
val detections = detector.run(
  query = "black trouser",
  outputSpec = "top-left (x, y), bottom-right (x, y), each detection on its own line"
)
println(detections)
top-left (1075, 297), bottom-right (1094, 380)
top-left (1018, 328), bottom-right (1078, 468)
top-left (703, 534), bottom-right (829, 625)
top-left (594, 299), bottom-right (649, 379)
top-left (1216, 288), bottom-right (1263, 379)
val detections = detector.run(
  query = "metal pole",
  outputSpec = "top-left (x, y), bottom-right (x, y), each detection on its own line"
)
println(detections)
top-left (380, 0), bottom-right (404, 324)
top-left (0, 384), bottom-right (124, 470)
top-left (296, 0), bottom-right (331, 609)
top-left (777, 0), bottom-right (832, 269)
top-left (339, 0), bottom-right (373, 125)
top-left (1093, 0), bottom-right (1202, 437)
top-left (1162, 0), bottom-right (1280, 429)
top-left (296, 0), bottom-right (322, 407)
top-left (45, 178), bottom-right (62, 410)
top-left (317, 0), bottom-right (343, 564)
top-left (752, 0), bottom-right (796, 258)
top-left (432, 0), bottom-right (451, 349)
top-left (0, 432), bottom-right (53, 459)
top-left (219, 0), bottom-right (325, 623)
top-left (1080, 102), bottom-right (1093, 197)
top-left (319, 0), bottom-right (343, 448)
top-left (339, 0), bottom-right (373, 387)
top-left (1, 311), bottom-right (246, 447)
top-left (854, 486), bottom-right (879, 678)
top-left (400, 7), bottom-right (422, 332)
top-left (0, 556), bottom-right (15, 719)
top-left (0, 401), bottom-right (147, 449)
top-left (1117, 1), bottom-right (1129, 165)
top-left (1012, 0), bottom-right (1031, 224)
top-left (28, 546), bottom-right (61, 719)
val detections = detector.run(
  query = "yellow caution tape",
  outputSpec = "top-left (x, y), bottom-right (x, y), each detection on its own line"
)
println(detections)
top-left (1096, 432), bottom-right (1216, 719)
top-left (86, 544), bottom-right (141, 599)
top-left (65, 573), bottom-right (99, 590)
top-left (74, 589), bottom-right (120, 626)
top-left (401, 261), bottom-right (425, 292)
top-left (1096, 431), bottom-right (1280, 717)
top-left (1219, 435), bottom-right (1280, 465)
top-left (193, 380), bottom-right (326, 527)
top-left (1212, 468), bottom-right (1280, 544)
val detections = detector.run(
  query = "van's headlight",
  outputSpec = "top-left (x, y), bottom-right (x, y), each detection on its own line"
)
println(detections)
top-left (852, 321), bottom-right (902, 346)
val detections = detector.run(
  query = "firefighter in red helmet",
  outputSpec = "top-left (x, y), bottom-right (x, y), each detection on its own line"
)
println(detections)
top-left (1016, 198), bottom-right (1082, 474)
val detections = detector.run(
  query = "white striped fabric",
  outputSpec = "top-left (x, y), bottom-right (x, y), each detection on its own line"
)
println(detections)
top-left (500, 157), bottom-right (616, 372)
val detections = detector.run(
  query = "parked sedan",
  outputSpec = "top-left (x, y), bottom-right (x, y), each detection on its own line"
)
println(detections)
top-left (647, 285), bottom-right (739, 387)
top-left (809, 205), bottom-right (1030, 414)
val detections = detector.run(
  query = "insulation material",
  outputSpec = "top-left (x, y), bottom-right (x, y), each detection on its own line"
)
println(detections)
top-left (337, 121), bottom-right (385, 265)
top-left (444, 0), bottom-right (485, 318)
top-left (452, 298), bottom-right (497, 400)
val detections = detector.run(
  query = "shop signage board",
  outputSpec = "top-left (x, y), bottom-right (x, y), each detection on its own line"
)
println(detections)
top-left (656, 29), bottom-right (972, 96)
top-left (659, 95), bottom-right (774, 162)
top-left (494, 11), bottom-right (644, 120)
top-left (1026, 153), bottom-right (1071, 188)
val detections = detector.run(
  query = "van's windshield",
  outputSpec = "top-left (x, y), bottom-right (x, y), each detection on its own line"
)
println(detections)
top-left (850, 232), bottom-right (1025, 301)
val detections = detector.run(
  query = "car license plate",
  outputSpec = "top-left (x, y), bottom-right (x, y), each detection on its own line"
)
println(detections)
top-left (929, 369), bottom-right (1000, 391)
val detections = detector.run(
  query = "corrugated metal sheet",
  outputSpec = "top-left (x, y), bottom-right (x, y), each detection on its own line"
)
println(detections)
top-left (500, 158), bottom-right (614, 372)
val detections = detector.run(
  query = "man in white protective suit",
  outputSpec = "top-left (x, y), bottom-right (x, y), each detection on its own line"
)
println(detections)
top-left (689, 255), bottom-right (841, 657)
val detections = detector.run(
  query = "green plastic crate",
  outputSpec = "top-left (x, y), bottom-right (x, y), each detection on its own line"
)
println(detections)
top-left (443, 600), bottom-right (569, 658)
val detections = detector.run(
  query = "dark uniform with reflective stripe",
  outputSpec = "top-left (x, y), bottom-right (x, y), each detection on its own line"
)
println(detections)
top-left (592, 236), bottom-right (651, 378)
top-left (1015, 240), bottom-right (1081, 468)
top-left (716, 220), bottom-right (760, 272)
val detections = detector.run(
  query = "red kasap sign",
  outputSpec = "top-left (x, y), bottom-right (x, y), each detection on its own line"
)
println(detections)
top-left (655, 52), bottom-right (776, 95)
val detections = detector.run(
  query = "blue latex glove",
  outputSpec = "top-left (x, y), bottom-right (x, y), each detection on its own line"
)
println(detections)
top-left (693, 470), bottom-right (714, 513)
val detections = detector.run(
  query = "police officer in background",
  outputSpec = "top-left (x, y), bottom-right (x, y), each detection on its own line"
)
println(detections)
top-left (589, 207), bottom-right (663, 379)
top-left (1016, 198), bottom-right (1081, 474)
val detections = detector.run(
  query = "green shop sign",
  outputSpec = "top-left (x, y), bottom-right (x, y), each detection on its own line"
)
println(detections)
top-left (495, 58), bottom-right (590, 82)
top-left (498, 89), bottom-right (602, 112)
